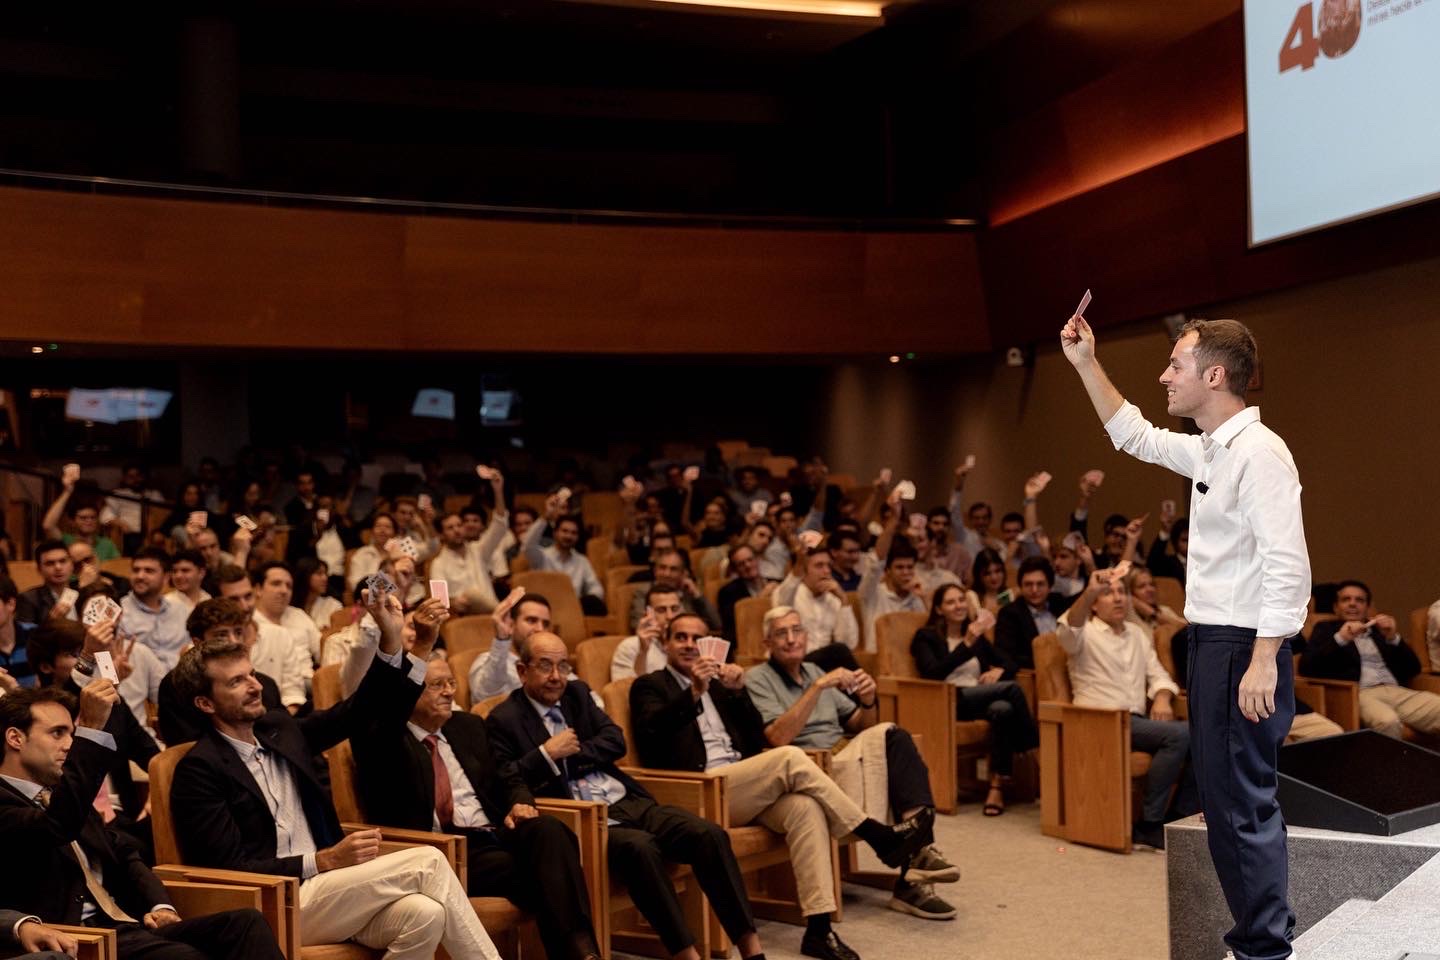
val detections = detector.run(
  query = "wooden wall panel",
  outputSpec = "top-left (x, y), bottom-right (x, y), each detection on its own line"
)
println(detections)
top-left (0, 186), bottom-right (990, 356)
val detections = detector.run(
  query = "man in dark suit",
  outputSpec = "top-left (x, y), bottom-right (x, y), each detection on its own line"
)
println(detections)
top-left (631, 615), bottom-right (927, 960)
top-left (1, 907), bottom-right (75, 960)
top-left (353, 653), bottom-right (601, 960)
top-left (168, 594), bottom-right (500, 960)
top-left (0, 684), bottom-right (283, 959)
top-left (154, 599), bottom-right (284, 746)
top-left (486, 630), bottom-right (766, 960)
top-left (1300, 579), bottom-right (1440, 738)
top-left (15, 541), bottom-right (76, 625)
top-left (716, 544), bottom-right (770, 642)
top-left (993, 556), bottom-right (1071, 669)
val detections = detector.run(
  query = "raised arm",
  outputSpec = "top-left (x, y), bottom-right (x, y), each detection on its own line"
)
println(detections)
top-left (42, 484), bottom-right (74, 539)
top-left (1060, 314), bottom-right (1125, 424)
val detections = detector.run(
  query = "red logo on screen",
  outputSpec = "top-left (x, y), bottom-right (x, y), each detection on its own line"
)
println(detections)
top-left (1279, 0), bottom-right (1362, 73)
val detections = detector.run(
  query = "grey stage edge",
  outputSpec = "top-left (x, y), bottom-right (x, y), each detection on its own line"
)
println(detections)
top-left (1165, 814), bottom-right (1440, 960)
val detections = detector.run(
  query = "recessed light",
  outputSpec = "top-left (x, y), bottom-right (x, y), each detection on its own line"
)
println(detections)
top-left (31, 346), bottom-right (44, 354)
top-left (888, 355), bottom-right (900, 363)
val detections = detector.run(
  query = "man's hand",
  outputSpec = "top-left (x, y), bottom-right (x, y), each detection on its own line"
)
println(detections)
top-left (978, 666), bottom-right (1005, 685)
top-left (77, 559), bottom-right (100, 588)
top-left (1370, 614), bottom-right (1398, 641)
top-left (1060, 313), bottom-right (1096, 366)
top-left (409, 598), bottom-right (449, 655)
top-left (816, 576), bottom-right (844, 600)
top-left (1024, 471), bottom-right (1052, 500)
top-left (717, 662), bottom-right (745, 689)
top-left (1076, 543), bottom-right (1096, 570)
top-left (1125, 513), bottom-right (1149, 544)
top-left (362, 589), bottom-right (406, 654)
top-left (504, 803), bottom-right (539, 829)
top-left (636, 611), bottom-right (662, 656)
top-left (1335, 619), bottom-right (1369, 643)
top-left (543, 729), bottom-right (581, 761)
top-left (681, 574), bottom-right (701, 598)
top-left (954, 457), bottom-right (975, 488)
top-left (144, 908), bottom-right (182, 929)
top-left (50, 596), bottom-right (75, 620)
top-left (849, 670), bottom-right (878, 704)
top-left (1149, 691), bottom-right (1176, 723)
top-left (544, 493), bottom-right (565, 523)
top-left (0, 666), bottom-right (16, 694)
top-left (16, 918), bottom-right (78, 955)
top-left (83, 618), bottom-right (117, 658)
top-left (690, 657), bottom-right (721, 696)
top-left (815, 667), bottom-right (855, 691)
top-left (112, 633), bottom-right (136, 683)
top-left (317, 829), bottom-right (383, 872)
top-left (492, 586), bottom-right (526, 640)
top-left (77, 679), bottom-right (120, 730)
top-left (1238, 650), bottom-right (1279, 723)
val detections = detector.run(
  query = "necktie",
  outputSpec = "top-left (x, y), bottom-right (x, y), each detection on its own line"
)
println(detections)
top-left (94, 778), bottom-right (117, 823)
top-left (544, 707), bottom-right (593, 801)
top-left (422, 735), bottom-right (455, 827)
top-left (36, 788), bottom-right (138, 923)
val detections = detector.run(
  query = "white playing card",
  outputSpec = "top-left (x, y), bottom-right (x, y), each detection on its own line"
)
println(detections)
top-left (94, 651), bottom-right (119, 683)
top-left (82, 596), bottom-right (110, 626)
top-left (59, 587), bottom-right (79, 610)
top-left (316, 508), bottom-right (330, 524)
top-left (235, 514), bottom-right (258, 532)
top-left (556, 487), bottom-right (572, 502)
top-left (1075, 289), bottom-right (1092, 317)
top-left (778, 492), bottom-right (793, 507)
top-left (798, 530), bottom-right (823, 549)
top-left (683, 466), bottom-right (700, 483)
top-left (394, 537), bottom-right (419, 560)
top-left (750, 499), bottom-right (767, 518)
top-left (894, 480), bottom-right (917, 501)
top-left (1061, 531), bottom-right (1087, 551)
top-left (1110, 560), bottom-right (1133, 581)
top-left (365, 570), bottom-right (398, 599)
top-left (417, 493), bottom-right (432, 512)
top-left (188, 511), bottom-right (207, 527)
top-left (429, 579), bottom-right (450, 608)
top-left (963, 454), bottom-right (977, 470)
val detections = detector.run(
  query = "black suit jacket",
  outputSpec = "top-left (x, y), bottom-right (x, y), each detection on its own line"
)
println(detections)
top-left (155, 671), bottom-right (282, 747)
top-left (486, 681), bottom-right (651, 803)
top-left (0, 709), bottom-right (168, 924)
top-left (354, 710), bottom-right (532, 832)
top-left (1299, 619), bottom-right (1420, 686)
top-left (170, 653), bottom-right (422, 879)
top-left (910, 624), bottom-right (1018, 683)
top-left (61, 676), bottom-right (158, 818)
top-left (15, 585), bottom-right (62, 625)
top-left (629, 668), bottom-right (768, 772)
top-left (994, 594), bottom-right (1070, 669)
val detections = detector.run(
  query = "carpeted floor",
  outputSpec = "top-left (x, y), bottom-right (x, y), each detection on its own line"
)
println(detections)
top-left (616, 801), bottom-right (1170, 960)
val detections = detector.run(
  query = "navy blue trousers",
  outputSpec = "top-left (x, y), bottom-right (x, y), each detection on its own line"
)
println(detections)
top-left (1187, 625), bottom-right (1296, 960)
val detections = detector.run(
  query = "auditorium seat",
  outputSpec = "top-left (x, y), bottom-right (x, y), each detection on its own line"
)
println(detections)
top-left (574, 634), bottom-right (627, 689)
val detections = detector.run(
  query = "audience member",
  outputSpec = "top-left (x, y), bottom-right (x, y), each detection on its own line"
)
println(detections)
top-left (352, 652), bottom-right (603, 960)
top-left (1301, 580), bottom-right (1440, 738)
top-left (16, 541), bottom-right (77, 624)
top-left (166, 548), bottom-right (211, 615)
top-left (487, 631), bottom-right (769, 960)
top-left (758, 507), bottom-right (799, 581)
top-left (993, 556), bottom-right (1070, 671)
top-left (469, 590), bottom-right (551, 703)
top-left (283, 470), bottom-right (320, 531)
top-left (857, 513), bottom-right (925, 649)
top-left (911, 584), bottom-right (1036, 816)
top-left (726, 467), bottom-right (773, 517)
top-left (1051, 533), bottom-right (1091, 599)
top-left (42, 473), bottom-right (121, 561)
top-left (107, 463), bottom-right (165, 554)
top-left (193, 527), bottom-right (245, 586)
top-left (79, 582), bottom-right (166, 742)
top-left (169, 592), bottom-right (501, 960)
top-left (0, 577), bottom-right (37, 690)
top-left (1124, 566), bottom-right (1186, 642)
top-left (905, 524), bottom-right (962, 599)
top-left (214, 565), bottom-right (309, 712)
top-left (632, 613), bottom-right (931, 960)
top-left (717, 543), bottom-right (774, 641)
top-left (828, 529), bottom-right (865, 593)
top-left (156, 598), bottom-right (284, 745)
top-left (611, 585), bottom-right (684, 681)
top-left (626, 549), bottom-right (719, 634)
top-left (745, 607), bottom-right (959, 920)
top-left (68, 539), bottom-right (130, 600)
top-left (118, 549), bottom-right (190, 672)
top-left (294, 557), bottom-right (344, 631)
top-left (1429, 595), bottom-right (1440, 675)
top-left (392, 496), bottom-right (440, 563)
top-left (252, 562), bottom-right (322, 670)
top-left (430, 469), bottom-right (509, 614)
top-left (947, 459), bottom-right (1002, 560)
top-left (159, 482), bottom-right (210, 548)
top-left (0, 685), bottom-right (286, 960)
top-left (1146, 511), bottom-right (1189, 584)
top-left (969, 549), bottom-right (1008, 617)
top-left (524, 497), bottom-right (606, 615)
top-left (775, 546), bottom-right (860, 671)
top-left (924, 507), bottom-right (970, 585)
top-left (0, 907), bottom-right (77, 959)
top-left (1059, 570), bottom-right (1195, 848)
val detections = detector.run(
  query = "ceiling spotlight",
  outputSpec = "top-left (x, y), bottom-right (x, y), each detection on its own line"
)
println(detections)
top-left (31, 346), bottom-right (44, 354)
top-left (888, 355), bottom-right (900, 364)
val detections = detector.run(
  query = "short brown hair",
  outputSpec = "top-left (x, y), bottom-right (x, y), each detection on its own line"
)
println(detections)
top-left (171, 638), bottom-right (248, 706)
top-left (1179, 318), bottom-right (1257, 398)
top-left (187, 597), bottom-right (250, 641)
top-left (0, 687), bottom-right (78, 759)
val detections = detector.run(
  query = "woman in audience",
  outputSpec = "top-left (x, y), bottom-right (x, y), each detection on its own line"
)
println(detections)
top-left (295, 556), bottom-right (344, 630)
top-left (911, 582), bottom-right (1037, 815)
top-left (1125, 565), bottom-right (1185, 642)
top-left (970, 548), bottom-right (1009, 615)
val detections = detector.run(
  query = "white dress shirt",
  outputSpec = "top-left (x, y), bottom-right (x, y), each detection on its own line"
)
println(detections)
top-left (522, 521), bottom-right (604, 600)
top-left (1105, 402), bottom-right (1311, 639)
top-left (610, 636), bottom-right (670, 681)
top-left (666, 666), bottom-right (742, 770)
top-left (430, 512), bottom-right (509, 613)
top-left (1058, 616), bottom-right (1180, 715)
top-left (857, 554), bottom-right (925, 650)
top-left (406, 721), bottom-right (490, 830)
top-left (252, 614), bottom-right (311, 708)
top-left (775, 576), bottom-right (860, 652)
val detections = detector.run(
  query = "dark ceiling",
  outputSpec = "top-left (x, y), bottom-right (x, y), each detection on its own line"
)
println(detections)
top-left (0, 1), bottom-right (1238, 218)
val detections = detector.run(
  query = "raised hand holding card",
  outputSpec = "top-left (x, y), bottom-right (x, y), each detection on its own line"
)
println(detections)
top-left (316, 507), bottom-right (330, 524)
top-left (683, 465), bottom-right (700, 483)
top-left (799, 530), bottom-right (823, 549)
top-left (365, 570), bottom-right (398, 599)
top-left (63, 463), bottom-right (81, 485)
top-left (964, 454), bottom-right (977, 471)
top-left (476, 465), bottom-right (498, 481)
top-left (879, 467), bottom-right (893, 486)
top-left (417, 493), bottom-right (432, 512)
top-left (894, 480), bottom-right (917, 501)
top-left (188, 511), bottom-right (207, 528)
top-left (749, 499), bottom-right (767, 519)
top-left (556, 487), bottom-right (572, 503)
top-left (59, 587), bottom-right (79, 610)
top-left (235, 514), bottom-right (258, 532)
top-left (82, 596), bottom-right (110, 626)
top-left (1083, 469), bottom-right (1106, 488)
top-left (429, 579), bottom-right (450, 608)
top-left (1075, 289), bottom-right (1092, 317)
top-left (778, 491), bottom-right (793, 507)
top-left (94, 651), bottom-right (120, 683)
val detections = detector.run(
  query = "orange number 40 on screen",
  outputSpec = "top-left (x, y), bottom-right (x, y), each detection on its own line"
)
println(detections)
top-left (1279, 0), bottom-right (1363, 73)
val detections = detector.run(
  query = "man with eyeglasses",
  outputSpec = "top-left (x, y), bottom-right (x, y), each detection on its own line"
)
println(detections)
top-left (487, 631), bottom-right (770, 960)
top-left (353, 652), bottom-right (602, 960)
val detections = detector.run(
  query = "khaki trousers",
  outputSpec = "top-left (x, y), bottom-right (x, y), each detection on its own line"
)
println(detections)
top-left (298, 844), bottom-right (500, 960)
top-left (1285, 711), bottom-right (1344, 743)
top-left (718, 745), bottom-right (866, 916)
top-left (1359, 684), bottom-right (1440, 738)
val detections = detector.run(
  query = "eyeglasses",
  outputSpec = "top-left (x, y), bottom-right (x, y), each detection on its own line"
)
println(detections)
top-left (529, 658), bottom-right (573, 677)
top-left (767, 625), bottom-right (807, 639)
top-left (424, 678), bottom-right (459, 692)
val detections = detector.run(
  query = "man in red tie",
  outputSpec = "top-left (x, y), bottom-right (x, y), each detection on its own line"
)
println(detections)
top-left (351, 653), bottom-right (602, 960)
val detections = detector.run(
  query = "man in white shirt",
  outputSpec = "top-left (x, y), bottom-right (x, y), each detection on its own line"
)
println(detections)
top-left (468, 591), bottom-right (551, 704)
top-left (775, 546), bottom-right (860, 671)
top-left (1063, 313), bottom-right (1308, 960)
top-left (430, 499), bottom-right (509, 615)
top-left (522, 499), bottom-right (605, 615)
top-left (253, 562), bottom-right (322, 671)
top-left (216, 565), bottom-right (310, 712)
top-left (166, 548), bottom-right (212, 616)
top-left (1059, 569), bottom-right (1193, 847)
top-left (610, 586), bottom-right (683, 681)
top-left (857, 539), bottom-right (925, 651)
top-left (119, 549), bottom-right (192, 673)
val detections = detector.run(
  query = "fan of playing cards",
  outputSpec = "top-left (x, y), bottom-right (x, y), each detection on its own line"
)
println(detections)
top-left (696, 636), bottom-right (730, 664)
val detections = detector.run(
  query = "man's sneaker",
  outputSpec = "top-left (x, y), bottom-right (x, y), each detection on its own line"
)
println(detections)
top-left (902, 844), bottom-right (961, 884)
top-left (800, 929), bottom-right (862, 960)
top-left (888, 880), bottom-right (957, 920)
top-left (1132, 820), bottom-right (1166, 851)
top-left (875, 808), bottom-right (934, 870)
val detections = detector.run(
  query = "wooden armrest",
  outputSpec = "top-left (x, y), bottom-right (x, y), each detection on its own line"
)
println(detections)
top-left (1293, 677), bottom-right (1360, 730)
top-left (1173, 693), bottom-right (1189, 721)
top-left (623, 767), bottom-right (726, 820)
top-left (152, 866), bottom-right (298, 959)
top-left (583, 615), bottom-right (612, 637)
top-left (533, 797), bottom-right (609, 951)
top-left (163, 879), bottom-right (265, 918)
top-left (1038, 700), bottom-right (1130, 723)
top-left (803, 748), bottom-right (833, 774)
top-left (1410, 674), bottom-right (1440, 695)
top-left (49, 924), bottom-right (116, 960)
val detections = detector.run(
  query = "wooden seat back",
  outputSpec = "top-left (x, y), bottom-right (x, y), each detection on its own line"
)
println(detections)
top-left (148, 742), bottom-right (196, 865)
top-left (576, 635), bottom-right (628, 689)
top-left (874, 611), bottom-right (928, 677)
top-left (734, 595), bottom-right (774, 660)
top-left (600, 677), bottom-right (637, 766)
top-left (441, 615), bottom-right (497, 657)
top-left (512, 570), bottom-right (586, 649)
top-left (1031, 631), bottom-right (1071, 703)
top-left (312, 663), bottom-right (344, 711)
